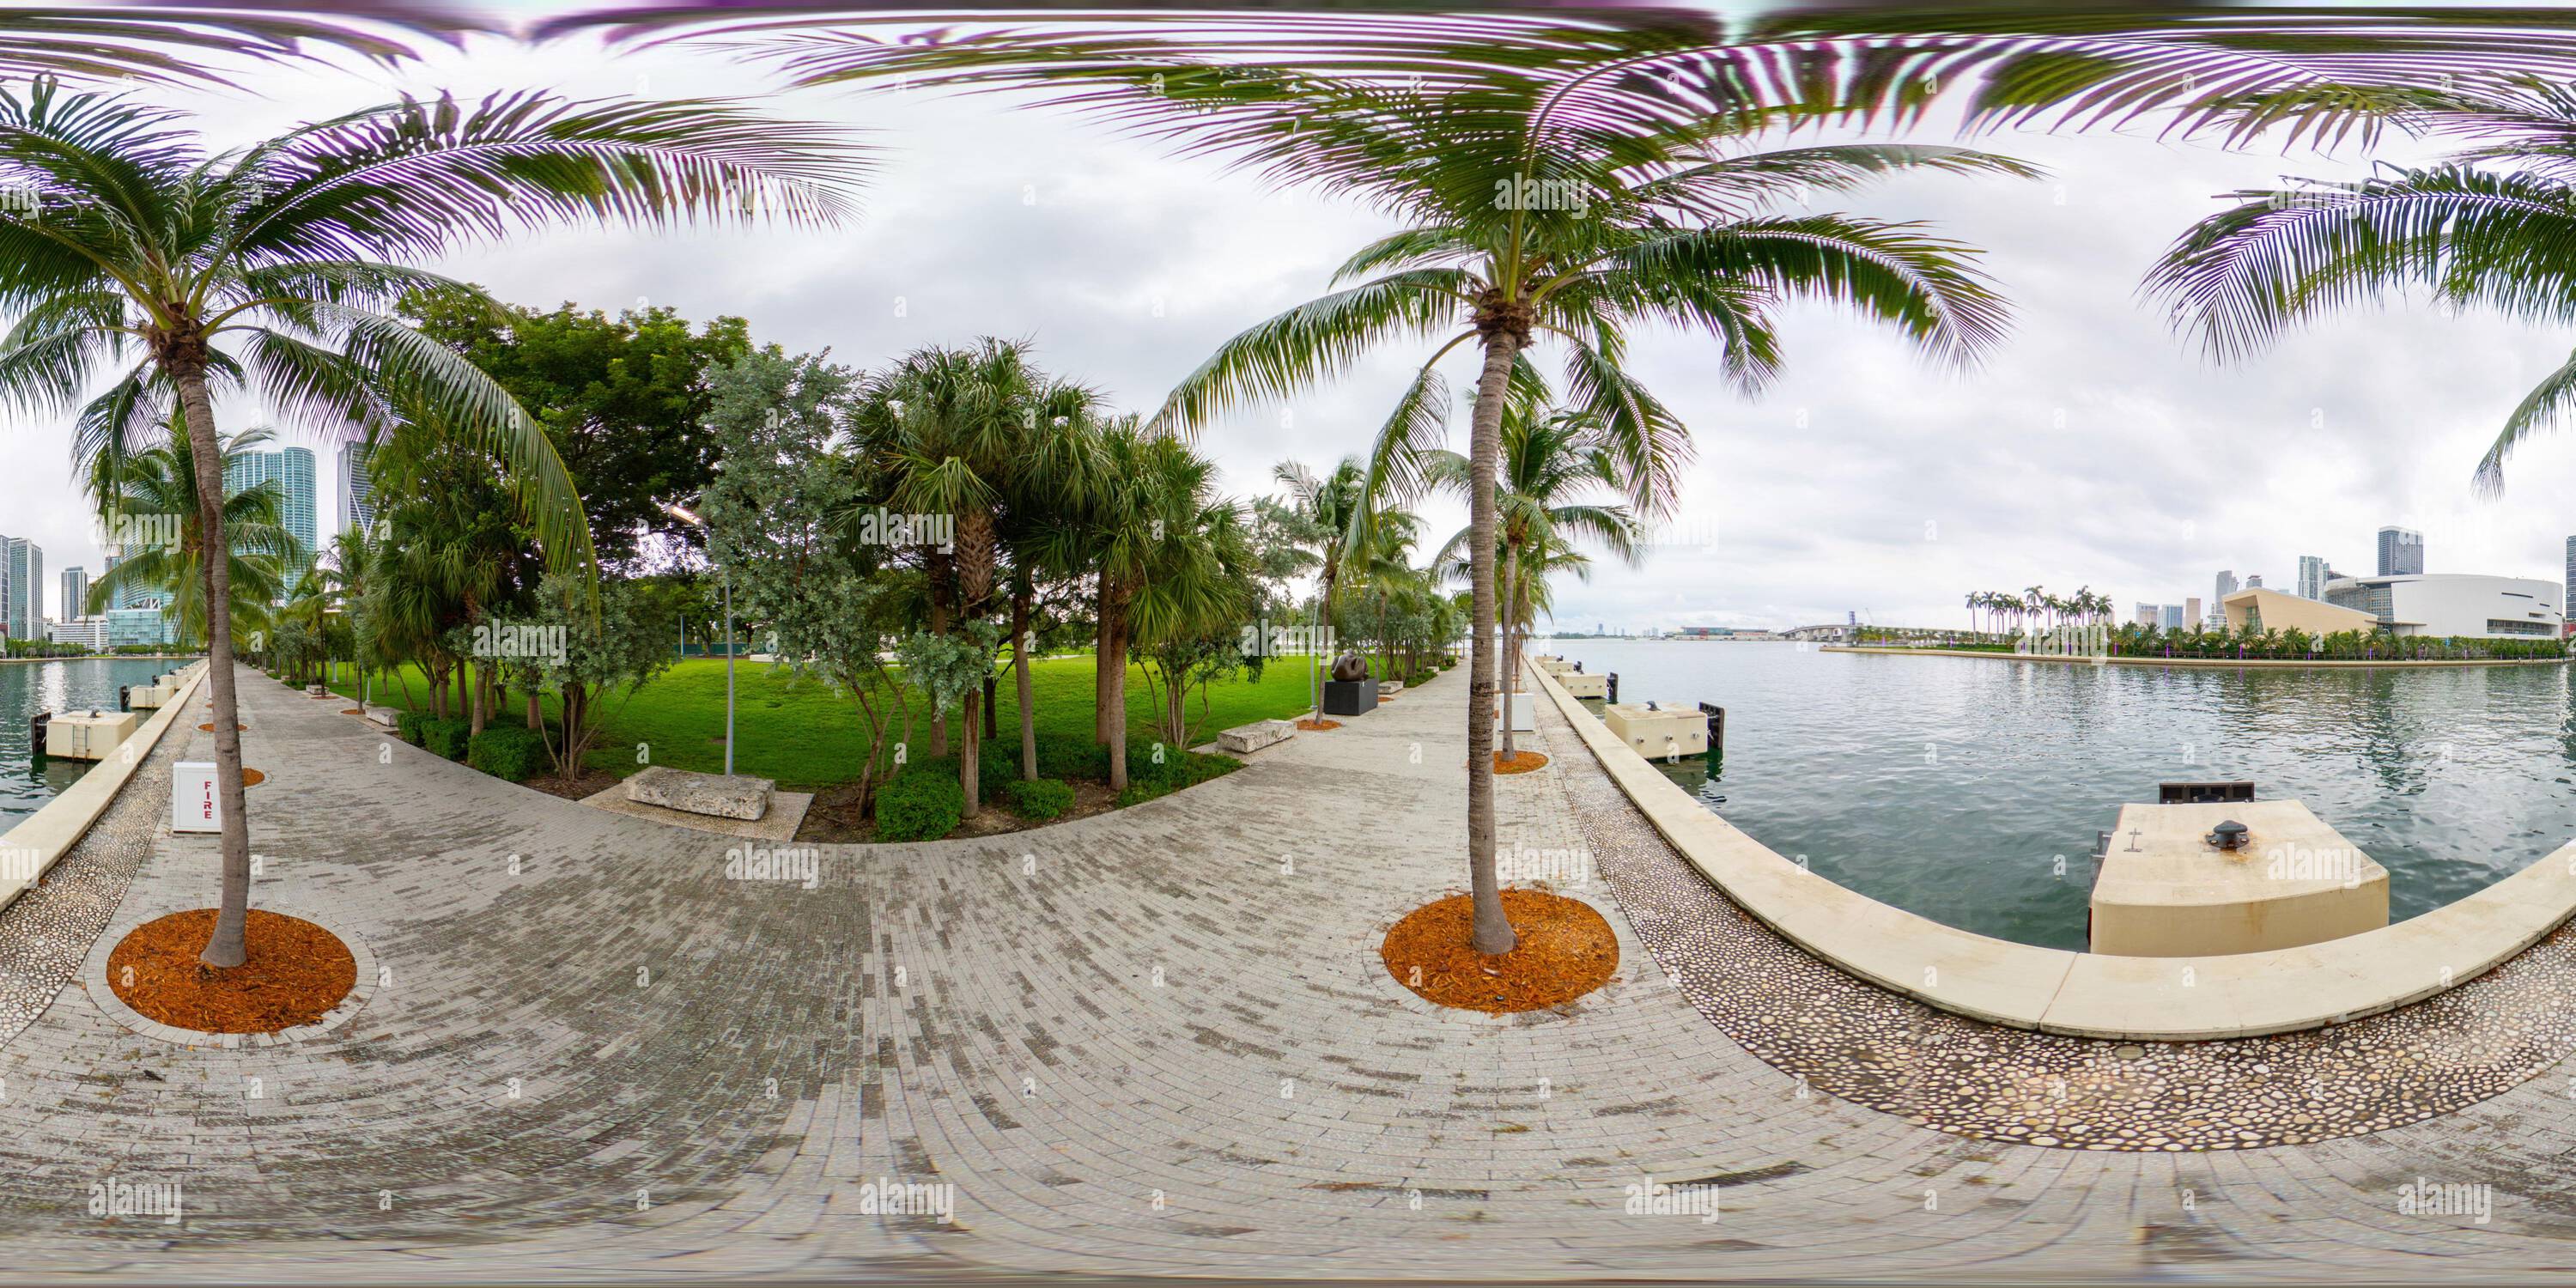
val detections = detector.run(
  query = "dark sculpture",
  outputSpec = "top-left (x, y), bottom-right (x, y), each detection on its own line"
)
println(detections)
top-left (1330, 650), bottom-right (1369, 683)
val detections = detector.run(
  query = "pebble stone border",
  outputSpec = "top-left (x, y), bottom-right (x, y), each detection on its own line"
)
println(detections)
top-left (1536, 699), bottom-right (2576, 1152)
top-left (81, 904), bottom-right (377, 1048)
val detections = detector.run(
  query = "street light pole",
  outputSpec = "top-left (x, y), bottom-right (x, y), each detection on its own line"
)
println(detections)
top-left (662, 499), bottom-right (736, 780)
top-left (721, 563), bottom-right (735, 779)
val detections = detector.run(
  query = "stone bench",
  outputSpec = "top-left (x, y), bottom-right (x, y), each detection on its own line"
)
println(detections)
top-left (626, 765), bottom-right (775, 821)
top-left (1379, 679), bottom-right (1404, 695)
top-left (363, 706), bottom-right (402, 730)
top-left (1217, 719), bottom-right (1297, 755)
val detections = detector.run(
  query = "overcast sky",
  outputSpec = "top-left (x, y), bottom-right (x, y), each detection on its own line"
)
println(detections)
top-left (3, 15), bottom-right (2570, 633)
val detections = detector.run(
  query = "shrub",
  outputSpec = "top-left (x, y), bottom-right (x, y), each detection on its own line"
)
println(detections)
top-left (1408, 669), bottom-right (1437, 686)
top-left (1003, 777), bottom-right (1076, 820)
top-left (1117, 747), bottom-right (1242, 806)
top-left (1032, 732), bottom-right (1109, 782)
top-left (468, 726), bottom-right (548, 782)
top-left (876, 769), bottom-right (964, 841)
top-left (396, 710), bottom-right (431, 746)
top-left (422, 716), bottom-right (472, 761)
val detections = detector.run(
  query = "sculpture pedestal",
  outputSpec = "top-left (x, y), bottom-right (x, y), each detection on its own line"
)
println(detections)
top-left (1322, 678), bottom-right (1378, 717)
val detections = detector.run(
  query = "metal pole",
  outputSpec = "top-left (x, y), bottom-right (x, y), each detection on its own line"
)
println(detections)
top-left (723, 568), bottom-right (736, 779)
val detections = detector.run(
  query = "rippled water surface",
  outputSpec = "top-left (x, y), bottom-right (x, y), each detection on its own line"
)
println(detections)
top-left (0, 659), bottom-right (183, 832)
top-left (1545, 640), bottom-right (2576, 951)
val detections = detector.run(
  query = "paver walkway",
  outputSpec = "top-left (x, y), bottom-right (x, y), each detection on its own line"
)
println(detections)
top-left (0, 665), bottom-right (2573, 1280)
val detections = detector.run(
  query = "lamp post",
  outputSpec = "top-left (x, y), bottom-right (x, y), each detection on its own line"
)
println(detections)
top-left (663, 501), bottom-right (734, 779)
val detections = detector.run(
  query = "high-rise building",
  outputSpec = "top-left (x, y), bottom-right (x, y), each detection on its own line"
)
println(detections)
top-left (2, 536), bottom-right (41, 639)
top-left (2185, 596), bottom-right (2202, 625)
top-left (2160, 604), bottom-right (2186, 629)
top-left (2136, 602), bottom-right (2159, 626)
top-left (2378, 526), bottom-right (2424, 576)
top-left (2297, 555), bottom-right (2327, 600)
top-left (2212, 570), bottom-right (2238, 625)
top-left (2565, 537), bottom-right (2576, 628)
top-left (58, 566), bottom-right (86, 621)
top-left (226, 445), bottom-right (317, 592)
top-left (2246, 574), bottom-right (2264, 589)
top-left (337, 439), bottom-right (378, 540)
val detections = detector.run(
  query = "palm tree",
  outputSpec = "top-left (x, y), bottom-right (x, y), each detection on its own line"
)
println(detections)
top-left (1272, 457), bottom-right (1368, 720)
top-left (854, 338), bottom-right (1099, 816)
top-left (1425, 399), bottom-right (1642, 759)
top-left (1147, 126), bottom-right (2015, 954)
top-left (2148, 81), bottom-right (2576, 493)
top-left (0, 80), bottom-right (861, 969)
top-left (87, 423), bottom-right (302, 649)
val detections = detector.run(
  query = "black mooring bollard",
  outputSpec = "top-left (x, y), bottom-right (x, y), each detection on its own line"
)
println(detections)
top-left (1698, 702), bottom-right (1726, 764)
top-left (1607, 671), bottom-right (1619, 703)
top-left (28, 710), bottom-right (48, 760)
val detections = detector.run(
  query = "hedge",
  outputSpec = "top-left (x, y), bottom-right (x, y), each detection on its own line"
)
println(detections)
top-left (468, 725), bottom-right (549, 782)
top-left (876, 768), bottom-right (964, 842)
top-left (1003, 777), bottom-right (1076, 821)
top-left (396, 710), bottom-right (432, 746)
top-left (421, 716), bottom-right (471, 761)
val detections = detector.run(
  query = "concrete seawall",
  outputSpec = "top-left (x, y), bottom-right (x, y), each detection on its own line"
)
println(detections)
top-left (1531, 658), bottom-right (2576, 1040)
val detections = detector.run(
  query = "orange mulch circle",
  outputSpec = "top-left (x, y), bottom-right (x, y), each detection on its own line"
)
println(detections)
top-left (241, 767), bottom-right (265, 787)
top-left (1493, 750), bottom-right (1550, 774)
top-left (1381, 889), bottom-right (1618, 1013)
top-left (1295, 718), bottom-right (1343, 732)
top-left (107, 909), bottom-right (355, 1034)
top-left (197, 722), bottom-right (248, 732)
top-left (339, 708), bottom-right (364, 716)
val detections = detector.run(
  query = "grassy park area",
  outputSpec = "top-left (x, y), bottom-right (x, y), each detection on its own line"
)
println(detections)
top-left (329, 653), bottom-right (1331, 792)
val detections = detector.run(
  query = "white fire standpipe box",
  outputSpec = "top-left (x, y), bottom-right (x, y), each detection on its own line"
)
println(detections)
top-left (173, 762), bottom-right (221, 833)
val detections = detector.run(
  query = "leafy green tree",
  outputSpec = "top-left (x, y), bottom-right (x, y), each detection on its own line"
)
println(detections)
top-left (403, 291), bottom-right (754, 567)
top-left (0, 78), bottom-right (862, 966)
top-left (528, 571), bottom-right (676, 779)
top-left (700, 345), bottom-right (910, 817)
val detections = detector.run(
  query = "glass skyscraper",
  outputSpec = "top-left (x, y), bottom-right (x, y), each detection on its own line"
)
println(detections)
top-left (225, 445), bottom-right (318, 593)
top-left (2, 535), bottom-right (41, 640)
top-left (2378, 526), bottom-right (2424, 576)
top-left (337, 439), bottom-right (378, 542)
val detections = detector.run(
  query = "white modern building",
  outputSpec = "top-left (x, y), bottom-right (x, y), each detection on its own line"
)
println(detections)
top-left (2297, 555), bottom-right (2327, 600)
top-left (58, 565), bottom-right (86, 620)
top-left (46, 618), bottom-right (103, 649)
top-left (2324, 573), bottom-right (2563, 640)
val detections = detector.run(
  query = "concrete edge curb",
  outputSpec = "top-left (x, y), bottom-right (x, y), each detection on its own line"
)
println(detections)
top-left (0, 660), bottom-right (207, 914)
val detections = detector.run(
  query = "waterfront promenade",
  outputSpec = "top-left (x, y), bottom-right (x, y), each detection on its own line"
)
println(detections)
top-left (4, 665), bottom-right (2576, 1278)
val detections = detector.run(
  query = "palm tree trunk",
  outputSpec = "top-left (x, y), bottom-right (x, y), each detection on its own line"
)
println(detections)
top-left (1465, 329), bottom-right (1519, 956)
top-left (1101, 578), bottom-right (1130, 791)
top-left (1013, 584), bottom-right (1037, 781)
top-left (169, 364), bottom-right (253, 969)
top-left (1499, 542), bottom-right (1520, 758)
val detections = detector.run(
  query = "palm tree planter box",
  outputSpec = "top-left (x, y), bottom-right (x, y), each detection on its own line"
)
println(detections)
top-left (625, 766), bottom-right (775, 821)
top-left (1322, 678), bottom-right (1378, 717)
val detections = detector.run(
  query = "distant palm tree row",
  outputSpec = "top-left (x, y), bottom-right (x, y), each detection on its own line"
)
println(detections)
top-left (1962, 587), bottom-right (2117, 638)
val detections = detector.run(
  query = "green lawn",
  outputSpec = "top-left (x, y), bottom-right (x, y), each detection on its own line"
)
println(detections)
top-left (328, 653), bottom-right (1332, 790)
